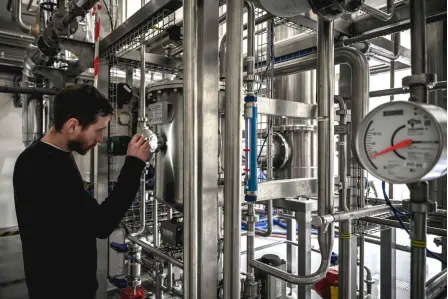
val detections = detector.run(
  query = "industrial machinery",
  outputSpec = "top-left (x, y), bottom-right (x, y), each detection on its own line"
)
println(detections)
top-left (0, 0), bottom-right (447, 299)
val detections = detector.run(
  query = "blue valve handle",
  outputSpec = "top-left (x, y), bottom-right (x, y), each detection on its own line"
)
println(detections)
top-left (110, 242), bottom-right (129, 253)
top-left (109, 277), bottom-right (128, 289)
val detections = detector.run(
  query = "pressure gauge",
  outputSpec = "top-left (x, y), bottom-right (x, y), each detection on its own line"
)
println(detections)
top-left (355, 101), bottom-right (447, 184)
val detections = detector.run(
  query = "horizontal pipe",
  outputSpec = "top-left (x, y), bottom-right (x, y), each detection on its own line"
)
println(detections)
top-left (360, 216), bottom-right (447, 237)
top-left (338, 12), bottom-right (446, 47)
top-left (370, 81), bottom-right (447, 98)
top-left (313, 205), bottom-right (397, 227)
top-left (127, 235), bottom-right (184, 269)
top-left (0, 86), bottom-right (59, 95)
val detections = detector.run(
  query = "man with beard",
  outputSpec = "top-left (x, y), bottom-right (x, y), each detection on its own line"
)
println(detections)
top-left (13, 85), bottom-right (150, 299)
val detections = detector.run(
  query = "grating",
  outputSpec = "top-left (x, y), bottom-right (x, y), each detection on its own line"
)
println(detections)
top-left (101, 9), bottom-right (177, 59)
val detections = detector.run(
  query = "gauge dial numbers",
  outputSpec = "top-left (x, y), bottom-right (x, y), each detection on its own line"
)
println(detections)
top-left (355, 101), bottom-right (447, 184)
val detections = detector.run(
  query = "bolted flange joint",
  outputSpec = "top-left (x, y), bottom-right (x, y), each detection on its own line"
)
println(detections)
top-left (402, 200), bottom-right (437, 214)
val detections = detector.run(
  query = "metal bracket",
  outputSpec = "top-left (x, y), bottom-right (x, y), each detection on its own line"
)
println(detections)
top-left (402, 73), bottom-right (437, 88)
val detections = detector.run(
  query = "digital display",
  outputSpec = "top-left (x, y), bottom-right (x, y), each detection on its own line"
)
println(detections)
top-left (383, 109), bottom-right (403, 117)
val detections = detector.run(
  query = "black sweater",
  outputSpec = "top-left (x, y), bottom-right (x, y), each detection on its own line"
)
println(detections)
top-left (13, 141), bottom-right (145, 299)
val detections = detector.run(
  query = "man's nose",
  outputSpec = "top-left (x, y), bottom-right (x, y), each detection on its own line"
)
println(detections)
top-left (95, 135), bottom-right (103, 143)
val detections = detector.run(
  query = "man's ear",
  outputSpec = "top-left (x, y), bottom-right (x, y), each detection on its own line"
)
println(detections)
top-left (65, 118), bottom-right (80, 133)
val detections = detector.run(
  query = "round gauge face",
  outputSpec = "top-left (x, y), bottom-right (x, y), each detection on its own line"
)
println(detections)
top-left (355, 101), bottom-right (447, 184)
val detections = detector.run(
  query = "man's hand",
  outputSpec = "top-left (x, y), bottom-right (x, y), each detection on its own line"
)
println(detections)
top-left (127, 134), bottom-right (150, 162)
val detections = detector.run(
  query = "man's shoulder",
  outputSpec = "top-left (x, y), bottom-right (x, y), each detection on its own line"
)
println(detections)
top-left (15, 141), bottom-right (57, 172)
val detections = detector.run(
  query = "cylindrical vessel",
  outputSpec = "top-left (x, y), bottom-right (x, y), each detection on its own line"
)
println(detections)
top-left (273, 25), bottom-right (316, 180)
top-left (148, 81), bottom-right (185, 212)
top-left (149, 81), bottom-right (225, 212)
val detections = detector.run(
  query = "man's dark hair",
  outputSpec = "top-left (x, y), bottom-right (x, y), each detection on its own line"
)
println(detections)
top-left (53, 85), bottom-right (114, 132)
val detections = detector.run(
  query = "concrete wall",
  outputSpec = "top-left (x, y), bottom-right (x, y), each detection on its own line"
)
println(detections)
top-left (0, 74), bottom-right (24, 228)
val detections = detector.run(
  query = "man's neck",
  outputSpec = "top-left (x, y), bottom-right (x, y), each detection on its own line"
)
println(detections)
top-left (41, 128), bottom-right (70, 152)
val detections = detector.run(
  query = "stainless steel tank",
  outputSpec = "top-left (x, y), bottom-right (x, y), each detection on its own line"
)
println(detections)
top-left (147, 80), bottom-right (185, 212)
top-left (273, 25), bottom-right (317, 179)
top-left (148, 80), bottom-right (225, 212)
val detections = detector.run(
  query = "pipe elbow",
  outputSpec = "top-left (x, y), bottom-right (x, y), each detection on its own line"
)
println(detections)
top-left (12, 0), bottom-right (33, 35)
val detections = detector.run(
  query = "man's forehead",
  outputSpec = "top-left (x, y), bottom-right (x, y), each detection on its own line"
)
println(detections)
top-left (94, 115), bottom-right (111, 128)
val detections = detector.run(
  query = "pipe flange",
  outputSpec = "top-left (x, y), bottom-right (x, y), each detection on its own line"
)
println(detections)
top-left (402, 73), bottom-right (437, 88)
top-left (402, 200), bottom-right (437, 214)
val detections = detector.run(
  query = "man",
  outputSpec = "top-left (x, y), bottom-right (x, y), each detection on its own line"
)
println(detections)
top-left (13, 85), bottom-right (150, 298)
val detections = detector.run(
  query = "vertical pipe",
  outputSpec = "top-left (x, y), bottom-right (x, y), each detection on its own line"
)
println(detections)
top-left (411, 212), bottom-right (428, 299)
top-left (183, 0), bottom-right (198, 297)
top-left (409, 0), bottom-right (428, 104)
top-left (166, 208), bottom-right (173, 291)
top-left (316, 16), bottom-right (335, 262)
top-left (408, 0), bottom-right (429, 298)
top-left (426, 20), bottom-right (447, 270)
top-left (244, 0), bottom-right (257, 282)
top-left (335, 96), bottom-right (351, 299)
top-left (286, 217), bottom-right (296, 295)
top-left (359, 235), bottom-right (365, 298)
top-left (380, 228), bottom-right (397, 299)
top-left (297, 211), bottom-right (312, 299)
top-left (131, 0), bottom-right (147, 237)
top-left (223, 0), bottom-right (243, 297)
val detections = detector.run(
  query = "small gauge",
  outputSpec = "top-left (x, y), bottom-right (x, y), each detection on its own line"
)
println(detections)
top-left (355, 101), bottom-right (447, 184)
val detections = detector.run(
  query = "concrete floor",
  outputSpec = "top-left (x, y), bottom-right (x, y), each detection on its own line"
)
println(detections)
top-left (0, 235), bottom-right (27, 299)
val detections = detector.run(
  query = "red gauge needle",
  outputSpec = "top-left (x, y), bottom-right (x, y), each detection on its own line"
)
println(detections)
top-left (369, 139), bottom-right (413, 159)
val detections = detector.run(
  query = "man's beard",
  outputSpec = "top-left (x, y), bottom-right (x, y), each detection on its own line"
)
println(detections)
top-left (68, 140), bottom-right (90, 155)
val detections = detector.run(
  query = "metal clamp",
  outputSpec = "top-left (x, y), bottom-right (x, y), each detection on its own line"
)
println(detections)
top-left (311, 214), bottom-right (335, 228)
top-left (402, 73), bottom-right (437, 88)
top-left (402, 200), bottom-right (437, 214)
top-left (336, 109), bottom-right (350, 116)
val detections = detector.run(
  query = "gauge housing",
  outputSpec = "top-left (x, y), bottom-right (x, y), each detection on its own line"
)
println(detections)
top-left (355, 101), bottom-right (447, 184)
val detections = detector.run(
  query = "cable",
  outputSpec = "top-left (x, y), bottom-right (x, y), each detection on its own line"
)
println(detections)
top-left (102, 0), bottom-right (114, 31)
top-left (382, 182), bottom-right (446, 265)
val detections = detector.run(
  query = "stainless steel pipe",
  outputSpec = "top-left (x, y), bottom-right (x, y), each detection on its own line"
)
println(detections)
top-left (370, 81), bottom-right (447, 98)
top-left (426, 269), bottom-right (447, 299)
top-left (360, 216), bottom-right (447, 237)
top-left (249, 17), bottom-right (335, 285)
top-left (127, 236), bottom-right (184, 269)
top-left (183, 0), bottom-right (198, 297)
top-left (223, 0), bottom-right (243, 297)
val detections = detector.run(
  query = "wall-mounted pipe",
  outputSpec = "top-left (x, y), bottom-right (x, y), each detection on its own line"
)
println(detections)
top-left (249, 17), bottom-right (336, 285)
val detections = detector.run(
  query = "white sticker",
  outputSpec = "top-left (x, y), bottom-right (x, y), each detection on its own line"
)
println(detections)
top-left (148, 102), bottom-right (165, 125)
top-left (404, 161), bottom-right (427, 169)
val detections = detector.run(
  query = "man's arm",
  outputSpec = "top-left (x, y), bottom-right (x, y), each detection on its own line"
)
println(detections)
top-left (86, 134), bottom-right (149, 239)
top-left (86, 156), bottom-right (145, 238)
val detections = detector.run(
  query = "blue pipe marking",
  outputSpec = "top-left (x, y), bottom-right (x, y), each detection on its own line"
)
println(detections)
top-left (248, 105), bottom-right (258, 193)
